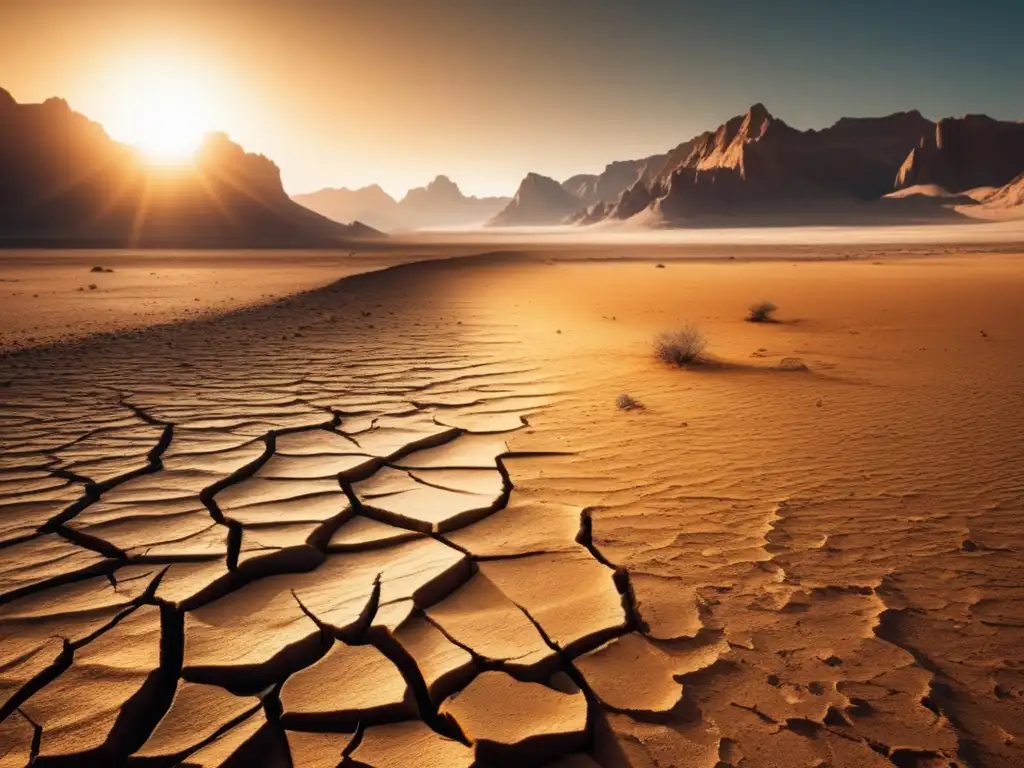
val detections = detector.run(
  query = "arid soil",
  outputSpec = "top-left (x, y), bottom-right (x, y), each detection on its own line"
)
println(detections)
top-left (0, 242), bottom-right (1022, 767)
top-left (0, 250), bottom-right (422, 352)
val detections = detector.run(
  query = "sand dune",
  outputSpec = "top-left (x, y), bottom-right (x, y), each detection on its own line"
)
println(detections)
top-left (958, 174), bottom-right (1024, 221)
top-left (0, 240), bottom-right (1023, 766)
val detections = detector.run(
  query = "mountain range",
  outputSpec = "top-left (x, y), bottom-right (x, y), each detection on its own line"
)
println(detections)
top-left (0, 87), bottom-right (380, 247)
top-left (487, 104), bottom-right (1024, 227)
top-left (4, 84), bottom-right (1024, 244)
top-left (293, 176), bottom-right (510, 233)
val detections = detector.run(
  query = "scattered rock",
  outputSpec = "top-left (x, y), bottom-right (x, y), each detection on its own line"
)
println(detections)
top-left (775, 357), bottom-right (809, 372)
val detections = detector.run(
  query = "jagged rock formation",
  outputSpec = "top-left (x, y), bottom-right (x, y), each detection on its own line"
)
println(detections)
top-left (294, 175), bottom-right (510, 232)
top-left (566, 201), bottom-right (613, 225)
top-left (494, 104), bottom-right (947, 227)
top-left (608, 177), bottom-right (660, 220)
top-left (487, 173), bottom-right (584, 226)
top-left (896, 115), bottom-right (1024, 193)
top-left (649, 104), bottom-right (934, 222)
top-left (562, 154), bottom-right (667, 208)
top-left (490, 155), bottom-right (668, 228)
top-left (0, 87), bottom-right (380, 247)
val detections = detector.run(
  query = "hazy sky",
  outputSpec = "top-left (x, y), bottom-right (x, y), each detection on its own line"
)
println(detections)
top-left (2, 0), bottom-right (1022, 197)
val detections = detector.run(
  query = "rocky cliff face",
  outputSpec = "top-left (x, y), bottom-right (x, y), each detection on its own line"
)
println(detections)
top-left (562, 154), bottom-right (667, 208)
top-left (608, 178), bottom-right (660, 220)
top-left (0, 87), bottom-right (376, 246)
top-left (566, 200), bottom-right (613, 225)
top-left (572, 104), bottom-right (937, 225)
top-left (895, 115), bottom-right (1024, 193)
top-left (487, 173), bottom-right (584, 226)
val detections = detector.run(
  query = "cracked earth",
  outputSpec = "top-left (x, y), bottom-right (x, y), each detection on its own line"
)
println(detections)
top-left (1, 254), bottom-right (1022, 767)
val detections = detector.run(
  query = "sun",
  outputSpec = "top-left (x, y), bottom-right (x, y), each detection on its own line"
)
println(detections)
top-left (105, 66), bottom-right (215, 165)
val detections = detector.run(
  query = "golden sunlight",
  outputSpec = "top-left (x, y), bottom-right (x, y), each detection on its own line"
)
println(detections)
top-left (104, 65), bottom-right (214, 164)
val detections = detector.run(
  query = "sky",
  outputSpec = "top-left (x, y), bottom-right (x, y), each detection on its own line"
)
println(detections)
top-left (2, 0), bottom-right (1022, 198)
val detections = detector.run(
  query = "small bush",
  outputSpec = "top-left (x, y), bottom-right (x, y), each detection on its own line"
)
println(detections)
top-left (88, 284), bottom-right (97, 290)
top-left (654, 324), bottom-right (707, 366)
top-left (616, 393), bottom-right (643, 410)
top-left (746, 300), bottom-right (778, 323)
top-left (90, 265), bottom-right (105, 273)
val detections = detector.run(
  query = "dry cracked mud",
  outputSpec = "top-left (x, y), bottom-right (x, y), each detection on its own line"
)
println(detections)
top-left (1, 254), bottom-right (1021, 767)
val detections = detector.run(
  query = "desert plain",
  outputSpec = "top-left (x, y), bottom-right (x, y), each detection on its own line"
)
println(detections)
top-left (1, 227), bottom-right (1024, 768)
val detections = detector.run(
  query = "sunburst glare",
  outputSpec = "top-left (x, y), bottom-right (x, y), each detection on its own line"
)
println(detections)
top-left (103, 63), bottom-right (214, 164)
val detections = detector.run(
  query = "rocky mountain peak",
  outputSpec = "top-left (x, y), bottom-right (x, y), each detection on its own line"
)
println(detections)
top-left (425, 174), bottom-right (462, 195)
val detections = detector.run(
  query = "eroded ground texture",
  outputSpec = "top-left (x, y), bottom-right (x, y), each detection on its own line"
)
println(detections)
top-left (1, 254), bottom-right (1022, 767)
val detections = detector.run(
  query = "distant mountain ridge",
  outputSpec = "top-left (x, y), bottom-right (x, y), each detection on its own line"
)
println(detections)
top-left (0, 87), bottom-right (380, 247)
top-left (291, 184), bottom-right (402, 232)
top-left (488, 104), bottom-right (1024, 227)
top-left (487, 173), bottom-right (582, 227)
top-left (294, 175), bottom-right (510, 232)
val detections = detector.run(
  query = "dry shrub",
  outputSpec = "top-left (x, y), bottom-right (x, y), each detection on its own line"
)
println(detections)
top-left (616, 393), bottom-right (643, 410)
top-left (654, 324), bottom-right (707, 366)
top-left (746, 300), bottom-right (778, 323)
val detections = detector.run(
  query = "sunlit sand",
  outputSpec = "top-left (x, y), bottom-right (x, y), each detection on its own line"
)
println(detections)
top-left (4, 5), bottom-right (1024, 762)
top-left (1, 229), bottom-right (1022, 765)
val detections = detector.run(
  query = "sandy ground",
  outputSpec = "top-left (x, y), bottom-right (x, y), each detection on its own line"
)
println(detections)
top-left (0, 249), bottom-right (425, 352)
top-left (3, 234), bottom-right (1022, 354)
top-left (0, 238), bottom-right (1022, 767)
